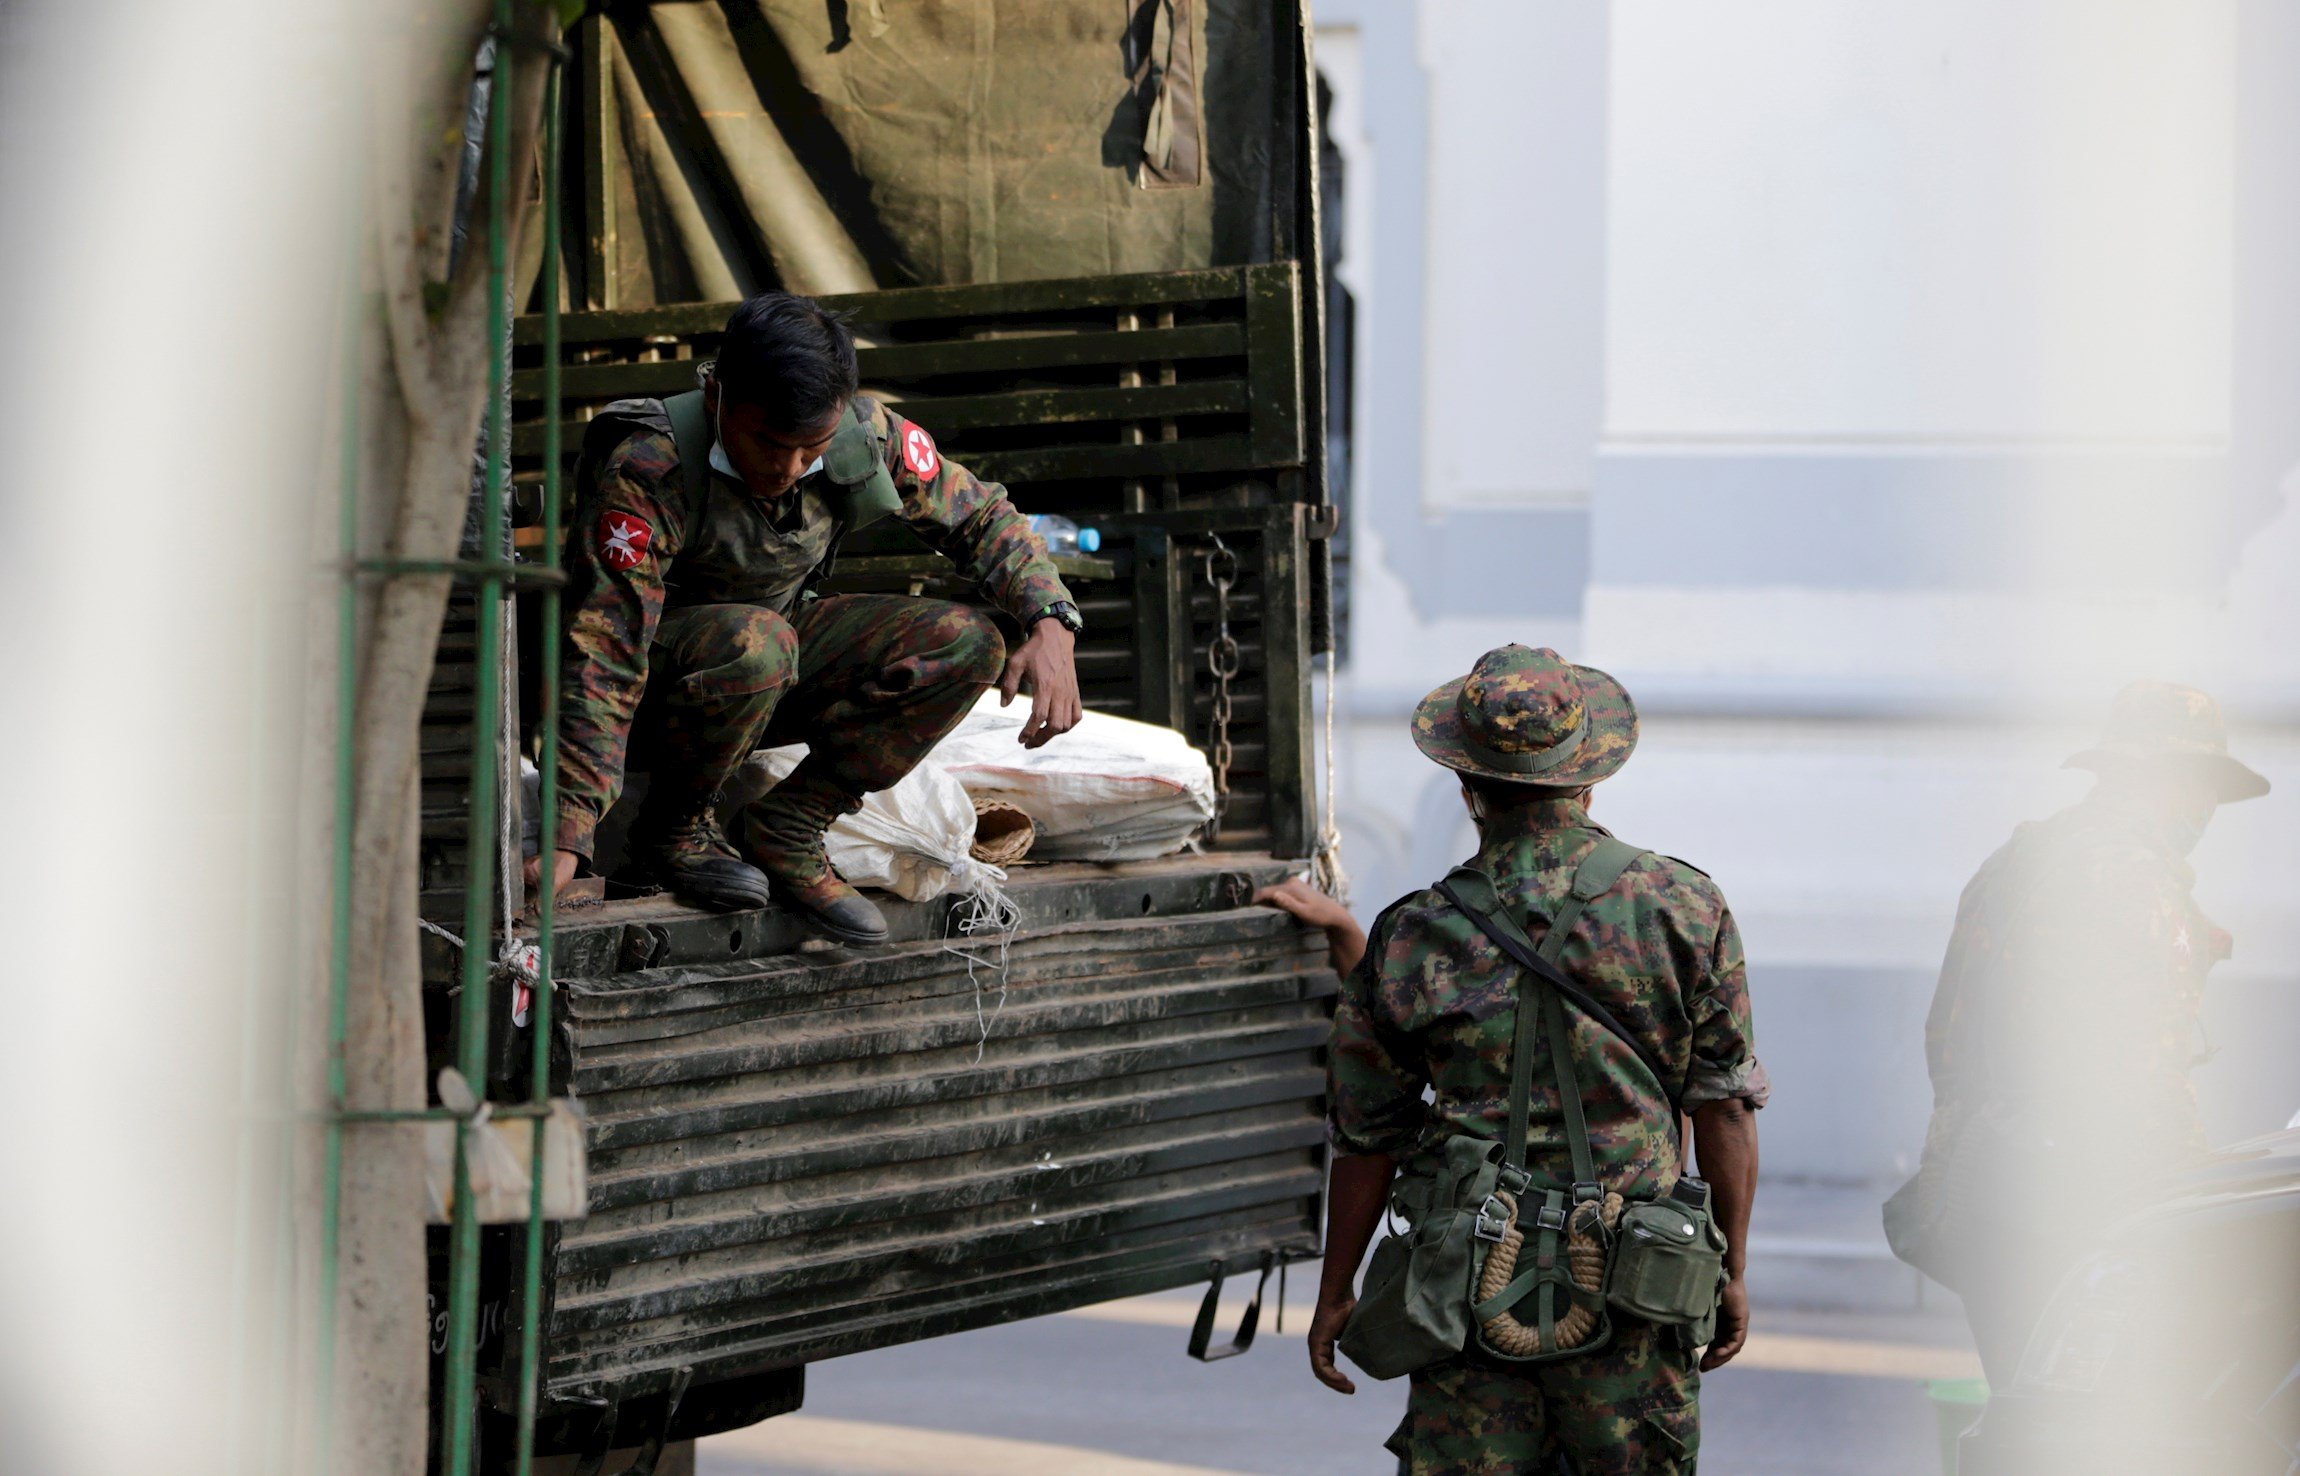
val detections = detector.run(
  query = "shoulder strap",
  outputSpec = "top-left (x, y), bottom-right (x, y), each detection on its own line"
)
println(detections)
top-left (822, 400), bottom-right (901, 529)
top-left (1434, 839), bottom-right (1682, 1178)
top-left (662, 390), bottom-right (715, 526)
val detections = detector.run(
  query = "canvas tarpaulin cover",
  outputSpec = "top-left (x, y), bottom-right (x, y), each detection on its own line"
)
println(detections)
top-left (586, 0), bottom-right (1286, 303)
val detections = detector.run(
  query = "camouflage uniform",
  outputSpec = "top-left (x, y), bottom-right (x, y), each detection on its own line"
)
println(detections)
top-left (1333, 795), bottom-right (1768, 1475)
top-left (553, 392), bottom-right (1071, 875)
top-left (1894, 681), bottom-right (2267, 1383)
top-left (1328, 648), bottom-right (1765, 1474)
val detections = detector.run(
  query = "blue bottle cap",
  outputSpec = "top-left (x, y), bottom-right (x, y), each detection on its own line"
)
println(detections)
top-left (1077, 526), bottom-right (1101, 553)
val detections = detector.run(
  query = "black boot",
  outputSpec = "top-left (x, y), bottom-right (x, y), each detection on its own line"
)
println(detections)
top-left (738, 762), bottom-right (889, 944)
top-left (626, 794), bottom-right (773, 912)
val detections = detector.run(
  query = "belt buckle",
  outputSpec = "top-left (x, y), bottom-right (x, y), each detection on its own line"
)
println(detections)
top-left (1533, 1203), bottom-right (1568, 1233)
top-left (1472, 1194), bottom-right (1512, 1242)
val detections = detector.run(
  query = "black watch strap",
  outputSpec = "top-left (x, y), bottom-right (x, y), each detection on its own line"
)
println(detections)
top-left (1035, 599), bottom-right (1085, 634)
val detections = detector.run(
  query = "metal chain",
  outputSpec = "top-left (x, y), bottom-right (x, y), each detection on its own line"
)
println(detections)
top-left (1201, 535), bottom-right (1241, 836)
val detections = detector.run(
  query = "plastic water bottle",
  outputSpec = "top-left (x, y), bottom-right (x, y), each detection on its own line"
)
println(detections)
top-left (1028, 514), bottom-right (1100, 555)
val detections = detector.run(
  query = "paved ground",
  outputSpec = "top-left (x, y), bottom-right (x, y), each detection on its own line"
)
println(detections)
top-left (695, 1291), bottom-right (1971, 1475)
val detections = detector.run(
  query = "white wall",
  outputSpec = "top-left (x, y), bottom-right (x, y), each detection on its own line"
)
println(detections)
top-left (1417, 0), bottom-right (1608, 510)
top-left (1605, 0), bottom-right (2234, 449)
top-left (1321, 0), bottom-right (2300, 1184)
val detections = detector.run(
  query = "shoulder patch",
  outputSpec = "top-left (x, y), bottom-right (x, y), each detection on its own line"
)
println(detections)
top-left (899, 420), bottom-right (941, 481)
top-left (598, 510), bottom-right (652, 570)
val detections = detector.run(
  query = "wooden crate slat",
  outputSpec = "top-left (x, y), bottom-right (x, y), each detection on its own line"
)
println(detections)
top-left (514, 266), bottom-right (1251, 348)
top-left (858, 323), bottom-right (1245, 381)
top-left (892, 379), bottom-right (1247, 435)
top-left (964, 434), bottom-right (1259, 486)
top-left (511, 324), bottom-right (1244, 402)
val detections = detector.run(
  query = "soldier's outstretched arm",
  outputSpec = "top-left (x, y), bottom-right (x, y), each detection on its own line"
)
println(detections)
top-left (872, 407), bottom-right (1082, 746)
top-left (1692, 1096), bottom-right (1759, 1370)
top-left (1308, 1152), bottom-right (1394, 1395)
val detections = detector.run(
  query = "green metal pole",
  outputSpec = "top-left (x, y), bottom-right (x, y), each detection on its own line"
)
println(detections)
top-left (442, 6), bottom-right (516, 1470)
top-left (317, 196), bottom-right (365, 1476)
top-left (513, 47), bottom-right (565, 1476)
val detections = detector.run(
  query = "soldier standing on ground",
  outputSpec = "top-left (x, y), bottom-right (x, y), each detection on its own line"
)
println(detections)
top-left (1268, 644), bottom-right (1769, 1476)
top-left (529, 292), bottom-right (1086, 942)
top-left (1886, 681), bottom-right (2270, 1385)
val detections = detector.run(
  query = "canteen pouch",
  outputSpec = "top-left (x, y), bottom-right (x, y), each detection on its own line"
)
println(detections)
top-left (1337, 1135), bottom-right (1503, 1380)
top-left (1606, 1191), bottom-right (1728, 1336)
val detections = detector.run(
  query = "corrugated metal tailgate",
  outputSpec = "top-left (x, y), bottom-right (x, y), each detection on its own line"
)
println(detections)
top-left (545, 899), bottom-right (1334, 1397)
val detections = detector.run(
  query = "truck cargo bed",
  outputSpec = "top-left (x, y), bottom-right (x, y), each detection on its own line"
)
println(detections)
top-left (507, 853), bottom-right (1334, 1434)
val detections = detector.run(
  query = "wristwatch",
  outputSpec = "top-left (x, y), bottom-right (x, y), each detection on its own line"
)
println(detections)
top-left (1033, 599), bottom-right (1085, 635)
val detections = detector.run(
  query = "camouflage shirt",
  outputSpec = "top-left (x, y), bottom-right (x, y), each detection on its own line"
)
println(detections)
top-left (1918, 787), bottom-right (2227, 1182)
top-left (1329, 798), bottom-right (1768, 1199)
top-left (554, 393), bottom-right (1071, 856)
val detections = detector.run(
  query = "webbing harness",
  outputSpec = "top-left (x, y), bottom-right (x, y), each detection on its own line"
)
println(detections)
top-left (659, 389), bottom-right (900, 598)
top-left (1434, 836), bottom-right (1649, 1357)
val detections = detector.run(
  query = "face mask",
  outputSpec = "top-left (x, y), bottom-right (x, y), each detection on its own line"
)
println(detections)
top-left (2155, 805), bottom-right (2212, 858)
top-left (708, 396), bottom-right (825, 483)
top-left (709, 395), bottom-right (737, 479)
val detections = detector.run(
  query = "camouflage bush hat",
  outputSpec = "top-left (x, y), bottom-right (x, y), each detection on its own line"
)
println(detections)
top-left (2064, 680), bottom-right (2269, 803)
top-left (1412, 644), bottom-right (1638, 788)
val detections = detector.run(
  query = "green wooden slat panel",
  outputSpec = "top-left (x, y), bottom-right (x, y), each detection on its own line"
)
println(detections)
top-left (509, 323), bottom-right (1242, 402)
top-left (858, 322), bottom-right (1244, 379)
top-left (964, 433), bottom-right (1259, 486)
top-left (510, 375), bottom-right (1245, 458)
top-left (517, 300), bottom-right (729, 349)
top-left (1244, 261), bottom-right (1306, 468)
top-left (514, 357), bottom-right (703, 402)
top-left (511, 420), bottom-right (588, 459)
top-left (817, 266), bottom-right (1248, 326)
top-left (895, 378), bottom-right (1247, 434)
top-left (513, 266), bottom-right (1250, 348)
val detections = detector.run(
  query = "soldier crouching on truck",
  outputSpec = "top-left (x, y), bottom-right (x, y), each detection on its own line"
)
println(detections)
top-left (533, 291), bottom-right (1086, 943)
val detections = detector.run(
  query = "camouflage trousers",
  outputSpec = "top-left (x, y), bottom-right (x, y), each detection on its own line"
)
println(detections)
top-left (1387, 1324), bottom-right (1701, 1475)
top-left (629, 593), bottom-right (1005, 841)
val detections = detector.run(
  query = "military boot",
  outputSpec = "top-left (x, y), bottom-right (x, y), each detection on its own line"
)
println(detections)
top-left (739, 762), bottom-right (889, 945)
top-left (625, 792), bottom-right (774, 913)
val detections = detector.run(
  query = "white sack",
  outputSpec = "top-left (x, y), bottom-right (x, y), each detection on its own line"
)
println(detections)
top-left (729, 745), bottom-right (989, 902)
top-left (932, 692), bottom-right (1216, 861)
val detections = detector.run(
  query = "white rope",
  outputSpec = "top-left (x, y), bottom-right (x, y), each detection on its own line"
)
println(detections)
top-left (939, 858), bottom-right (1024, 1063)
top-left (1310, 646), bottom-right (1351, 907)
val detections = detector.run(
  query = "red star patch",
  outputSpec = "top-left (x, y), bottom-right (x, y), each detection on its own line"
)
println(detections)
top-left (900, 421), bottom-right (941, 481)
top-left (599, 511), bottom-right (651, 570)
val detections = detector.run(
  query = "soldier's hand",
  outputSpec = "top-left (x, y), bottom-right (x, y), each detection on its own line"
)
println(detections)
top-left (1255, 880), bottom-right (1368, 975)
top-left (522, 848), bottom-right (581, 901)
top-left (1700, 1276), bottom-right (1750, 1371)
top-left (1001, 618), bottom-right (1083, 748)
top-left (1308, 1295), bottom-right (1357, 1394)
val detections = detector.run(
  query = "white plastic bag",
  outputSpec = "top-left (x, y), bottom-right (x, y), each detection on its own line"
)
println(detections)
top-left (931, 692), bottom-right (1216, 861)
top-left (728, 745), bottom-right (993, 903)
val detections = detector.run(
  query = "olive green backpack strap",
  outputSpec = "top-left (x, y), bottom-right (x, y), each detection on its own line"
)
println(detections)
top-left (662, 390), bottom-right (716, 527)
top-left (1435, 837), bottom-right (1653, 1179)
top-left (803, 403), bottom-right (903, 597)
top-left (819, 403), bottom-right (901, 528)
top-left (1440, 841), bottom-right (1641, 1356)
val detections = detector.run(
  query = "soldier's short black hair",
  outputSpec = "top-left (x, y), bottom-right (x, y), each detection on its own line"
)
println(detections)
top-left (714, 292), bottom-right (858, 432)
top-left (1462, 773), bottom-right (1585, 811)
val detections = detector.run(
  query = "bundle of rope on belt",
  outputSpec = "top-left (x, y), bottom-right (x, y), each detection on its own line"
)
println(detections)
top-left (1476, 1188), bottom-right (1624, 1354)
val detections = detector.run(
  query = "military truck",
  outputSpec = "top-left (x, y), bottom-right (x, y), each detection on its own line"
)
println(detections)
top-left (415, 2), bottom-right (1340, 1464)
